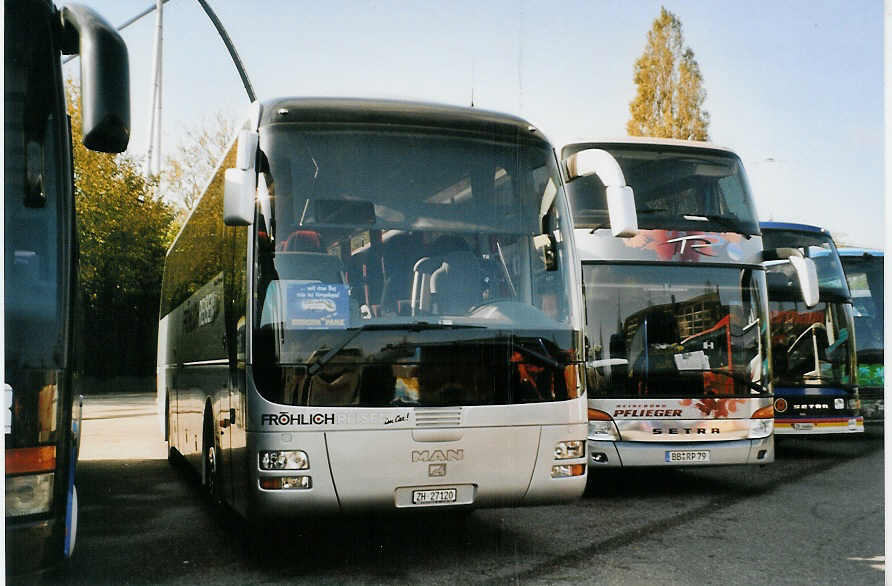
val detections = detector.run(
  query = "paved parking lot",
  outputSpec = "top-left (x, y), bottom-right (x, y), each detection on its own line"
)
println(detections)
top-left (60, 393), bottom-right (884, 585)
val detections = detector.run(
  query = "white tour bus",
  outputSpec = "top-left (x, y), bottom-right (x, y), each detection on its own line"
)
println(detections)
top-left (561, 138), bottom-right (817, 468)
top-left (158, 98), bottom-right (587, 519)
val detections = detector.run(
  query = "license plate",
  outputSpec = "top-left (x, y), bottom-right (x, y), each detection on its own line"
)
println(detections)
top-left (412, 488), bottom-right (457, 505)
top-left (794, 422), bottom-right (815, 431)
top-left (665, 450), bottom-right (710, 463)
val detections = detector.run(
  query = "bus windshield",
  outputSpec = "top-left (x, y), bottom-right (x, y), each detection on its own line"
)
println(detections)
top-left (841, 254), bottom-right (884, 365)
top-left (252, 125), bottom-right (580, 407)
top-left (762, 229), bottom-right (855, 388)
top-left (581, 264), bottom-right (770, 398)
top-left (566, 145), bottom-right (759, 235)
top-left (768, 301), bottom-right (853, 387)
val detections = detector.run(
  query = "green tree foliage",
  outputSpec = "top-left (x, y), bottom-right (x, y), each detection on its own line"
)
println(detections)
top-left (627, 7), bottom-right (710, 140)
top-left (67, 82), bottom-right (177, 378)
top-left (162, 112), bottom-right (236, 223)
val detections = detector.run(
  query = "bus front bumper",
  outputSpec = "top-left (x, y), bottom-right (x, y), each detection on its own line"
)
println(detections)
top-left (587, 437), bottom-right (774, 467)
top-left (774, 416), bottom-right (864, 434)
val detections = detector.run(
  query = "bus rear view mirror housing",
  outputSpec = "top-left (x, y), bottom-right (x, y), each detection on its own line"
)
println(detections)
top-left (763, 248), bottom-right (819, 308)
top-left (789, 255), bottom-right (819, 308)
top-left (224, 129), bottom-right (258, 226)
top-left (61, 5), bottom-right (130, 153)
top-left (565, 149), bottom-right (638, 238)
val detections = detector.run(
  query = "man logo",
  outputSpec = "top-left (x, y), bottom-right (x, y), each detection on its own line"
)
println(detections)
top-left (411, 449), bottom-right (464, 463)
top-left (429, 463), bottom-right (447, 477)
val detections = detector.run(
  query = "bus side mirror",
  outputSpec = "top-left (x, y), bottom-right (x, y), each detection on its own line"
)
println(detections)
top-left (565, 149), bottom-right (637, 238)
top-left (223, 130), bottom-right (259, 226)
top-left (763, 248), bottom-right (819, 308)
top-left (789, 256), bottom-right (819, 308)
top-left (223, 169), bottom-right (254, 225)
top-left (61, 5), bottom-right (130, 153)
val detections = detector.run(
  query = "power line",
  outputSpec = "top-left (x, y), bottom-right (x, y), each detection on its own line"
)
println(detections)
top-left (62, 0), bottom-right (172, 64)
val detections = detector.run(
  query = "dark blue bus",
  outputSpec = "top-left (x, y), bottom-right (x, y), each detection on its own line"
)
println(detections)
top-left (5, 0), bottom-right (129, 575)
top-left (760, 223), bottom-right (862, 435)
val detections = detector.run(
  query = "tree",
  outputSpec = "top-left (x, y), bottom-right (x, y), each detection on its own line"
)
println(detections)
top-left (627, 7), bottom-right (710, 140)
top-left (67, 82), bottom-right (177, 379)
top-left (161, 112), bottom-right (236, 222)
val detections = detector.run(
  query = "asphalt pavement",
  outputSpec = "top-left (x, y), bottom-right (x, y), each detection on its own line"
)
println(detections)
top-left (51, 393), bottom-right (883, 585)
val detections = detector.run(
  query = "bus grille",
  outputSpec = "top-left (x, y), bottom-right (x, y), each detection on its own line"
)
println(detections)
top-left (414, 407), bottom-right (462, 427)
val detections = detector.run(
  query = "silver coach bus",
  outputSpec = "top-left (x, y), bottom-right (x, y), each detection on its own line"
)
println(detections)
top-left (158, 98), bottom-right (587, 518)
top-left (561, 138), bottom-right (817, 468)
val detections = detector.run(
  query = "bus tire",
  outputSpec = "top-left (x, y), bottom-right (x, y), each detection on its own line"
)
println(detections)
top-left (202, 406), bottom-right (219, 504)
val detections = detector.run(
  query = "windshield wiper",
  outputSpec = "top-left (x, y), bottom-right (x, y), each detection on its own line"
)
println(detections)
top-left (512, 337), bottom-right (562, 370)
top-left (307, 322), bottom-right (484, 375)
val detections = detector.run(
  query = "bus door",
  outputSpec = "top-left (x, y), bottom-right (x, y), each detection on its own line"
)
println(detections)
top-left (224, 218), bottom-right (249, 510)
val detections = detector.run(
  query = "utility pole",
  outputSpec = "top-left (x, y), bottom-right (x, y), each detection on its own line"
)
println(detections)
top-left (144, 0), bottom-right (164, 179)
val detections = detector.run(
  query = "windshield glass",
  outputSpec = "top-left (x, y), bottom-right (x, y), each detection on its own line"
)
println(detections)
top-left (768, 301), bottom-right (854, 388)
top-left (581, 264), bottom-right (770, 398)
top-left (5, 1), bottom-right (65, 374)
top-left (566, 145), bottom-right (759, 235)
top-left (252, 125), bottom-right (580, 407)
top-left (841, 255), bottom-right (884, 364)
top-left (762, 229), bottom-right (850, 300)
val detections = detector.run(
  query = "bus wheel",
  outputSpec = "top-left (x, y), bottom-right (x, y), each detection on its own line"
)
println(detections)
top-left (202, 411), bottom-right (219, 503)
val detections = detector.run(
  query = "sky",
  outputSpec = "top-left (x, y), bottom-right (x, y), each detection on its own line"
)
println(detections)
top-left (64, 0), bottom-right (885, 249)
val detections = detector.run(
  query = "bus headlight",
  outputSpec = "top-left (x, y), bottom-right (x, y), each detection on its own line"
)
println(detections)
top-left (6, 473), bottom-right (54, 517)
top-left (551, 464), bottom-right (585, 478)
top-left (748, 417), bottom-right (773, 439)
top-left (259, 450), bottom-right (309, 470)
top-left (588, 420), bottom-right (620, 441)
top-left (588, 408), bottom-right (619, 441)
top-left (259, 476), bottom-right (312, 490)
top-left (553, 440), bottom-right (585, 460)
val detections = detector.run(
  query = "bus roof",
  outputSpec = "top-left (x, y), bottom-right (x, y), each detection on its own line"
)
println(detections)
top-left (259, 97), bottom-right (549, 143)
top-left (561, 137), bottom-right (736, 160)
top-left (837, 248), bottom-right (884, 258)
top-left (759, 221), bottom-right (832, 236)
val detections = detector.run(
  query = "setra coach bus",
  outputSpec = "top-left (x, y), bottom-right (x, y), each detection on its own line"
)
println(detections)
top-left (838, 248), bottom-right (883, 423)
top-left (158, 98), bottom-right (588, 519)
top-left (761, 223), bottom-right (863, 435)
top-left (561, 138), bottom-right (817, 469)
top-left (5, 0), bottom-right (129, 575)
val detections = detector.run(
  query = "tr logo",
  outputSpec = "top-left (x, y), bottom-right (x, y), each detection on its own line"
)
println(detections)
top-left (665, 234), bottom-right (718, 256)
